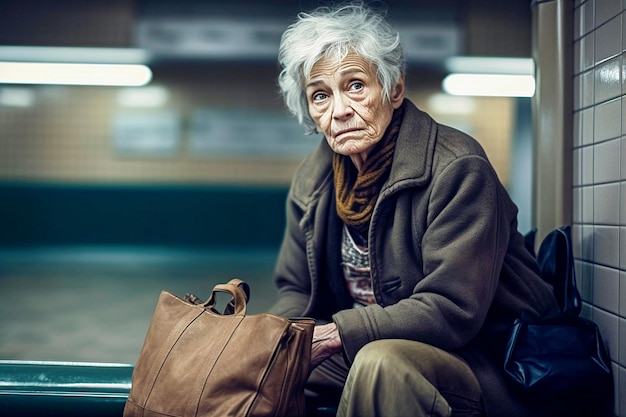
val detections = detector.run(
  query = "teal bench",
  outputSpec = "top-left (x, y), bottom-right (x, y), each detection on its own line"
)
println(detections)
top-left (0, 360), bottom-right (337, 416)
top-left (0, 360), bottom-right (132, 417)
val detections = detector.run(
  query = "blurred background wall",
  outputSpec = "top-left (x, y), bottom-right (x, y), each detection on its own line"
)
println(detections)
top-left (0, 0), bottom-right (534, 248)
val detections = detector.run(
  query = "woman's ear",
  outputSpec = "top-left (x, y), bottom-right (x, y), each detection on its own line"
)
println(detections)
top-left (391, 74), bottom-right (405, 109)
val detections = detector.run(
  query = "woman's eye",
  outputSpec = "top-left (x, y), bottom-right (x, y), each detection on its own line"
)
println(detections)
top-left (350, 82), bottom-right (364, 91)
top-left (313, 92), bottom-right (328, 101)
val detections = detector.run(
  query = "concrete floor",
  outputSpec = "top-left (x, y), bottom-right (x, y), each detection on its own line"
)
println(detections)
top-left (0, 246), bottom-right (279, 365)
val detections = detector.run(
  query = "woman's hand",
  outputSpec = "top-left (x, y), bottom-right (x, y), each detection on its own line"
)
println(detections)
top-left (310, 322), bottom-right (342, 369)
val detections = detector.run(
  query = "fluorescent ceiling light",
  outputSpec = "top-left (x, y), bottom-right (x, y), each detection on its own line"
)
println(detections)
top-left (117, 86), bottom-right (169, 107)
top-left (0, 62), bottom-right (152, 86)
top-left (0, 87), bottom-right (35, 107)
top-left (0, 46), bottom-right (150, 64)
top-left (442, 73), bottom-right (535, 97)
top-left (445, 56), bottom-right (534, 75)
top-left (427, 93), bottom-right (476, 115)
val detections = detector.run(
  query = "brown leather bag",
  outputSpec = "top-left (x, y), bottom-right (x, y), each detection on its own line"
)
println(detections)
top-left (123, 279), bottom-right (314, 417)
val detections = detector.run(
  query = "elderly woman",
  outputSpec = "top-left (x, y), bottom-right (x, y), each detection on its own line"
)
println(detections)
top-left (269, 4), bottom-right (558, 417)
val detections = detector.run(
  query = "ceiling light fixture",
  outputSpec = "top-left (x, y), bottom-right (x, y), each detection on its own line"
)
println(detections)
top-left (0, 87), bottom-right (35, 107)
top-left (0, 62), bottom-right (152, 87)
top-left (442, 56), bottom-right (535, 97)
top-left (442, 73), bottom-right (536, 97)
top-left (117, 86), bottom-right (169, 107)
top-left (0, 46), bottom-right (152, 87)
top-left (427, 93), bottom-right (476, 115)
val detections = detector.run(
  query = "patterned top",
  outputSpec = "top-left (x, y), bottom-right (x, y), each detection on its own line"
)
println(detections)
top-left (341, 225), bottom-right (376, 306)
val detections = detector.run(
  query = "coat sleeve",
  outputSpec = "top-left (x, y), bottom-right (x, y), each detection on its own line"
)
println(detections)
top-left (333, 155), bottom-right (512, 362)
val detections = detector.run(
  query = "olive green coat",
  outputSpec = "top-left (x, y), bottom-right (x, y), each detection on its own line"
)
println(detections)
top-left (270, 100), bottom-right (558, 416)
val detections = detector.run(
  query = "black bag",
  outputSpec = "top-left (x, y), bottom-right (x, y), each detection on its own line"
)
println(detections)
top-left (503, 225), bottom-right (613, 417)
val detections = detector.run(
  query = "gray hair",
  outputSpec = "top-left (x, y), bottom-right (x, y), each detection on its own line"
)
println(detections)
top-left (278, 3), bottom-right (406, 135)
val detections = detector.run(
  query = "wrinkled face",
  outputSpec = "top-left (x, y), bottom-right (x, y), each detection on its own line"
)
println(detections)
top-left (305, 53), bottom-right (404, 165)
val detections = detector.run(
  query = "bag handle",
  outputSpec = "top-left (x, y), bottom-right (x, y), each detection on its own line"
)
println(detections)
top-left (536, 225), bottom-right (581, 318)
top-left (203, 278), bottom-right (250, 316)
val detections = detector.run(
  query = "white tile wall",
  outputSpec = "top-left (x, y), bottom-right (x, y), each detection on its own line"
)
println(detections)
top-left (583, 106), bottom-right (595, 144)
top-left (615, 367), bottom-right (626, 417)
top-left (594, 264), bottom-right (621, 313)
top-left (595, 225), bottom-right (620, 267)
top-left (594, 139), bottom-right (621, 183)
top-left (572, 1), bottom-right (625, 415)
top-left (596, 0), bottom-right (622, 26)
top-left (582, 146), bottom-right (595, 186)
top-left (621, 227), bottom-right (626, 269)
top-left (594, 58), bottom-right (621, 104)
top-left (595, 98), bottom-right (622, 141)
top-left (621, 138), bottom-right (626, 179)
top-left (620, 270), bottom-right (626, 315)
top-left (583, 69), bottom-right (596, 108)
top-left (595, 15), bottom-right (622, 62)
top-left (594, 182), bottom-right (620, 223)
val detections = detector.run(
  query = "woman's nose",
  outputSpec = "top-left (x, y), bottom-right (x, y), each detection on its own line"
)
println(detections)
top-left (332, 95), bottom-right (354, 120)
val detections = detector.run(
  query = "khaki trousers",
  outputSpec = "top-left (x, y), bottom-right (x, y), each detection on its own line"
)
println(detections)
top-left (306, 339), bottom-right (484, 417)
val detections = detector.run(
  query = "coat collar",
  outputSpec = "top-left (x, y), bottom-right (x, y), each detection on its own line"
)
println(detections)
top-left (385, 99), bottom-right (436, 192)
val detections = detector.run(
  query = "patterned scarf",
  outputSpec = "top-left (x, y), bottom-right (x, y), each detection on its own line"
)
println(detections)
top-left (333, 106), bottom-right (404, 236)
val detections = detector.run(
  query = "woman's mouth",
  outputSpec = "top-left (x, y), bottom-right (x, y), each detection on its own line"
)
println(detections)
top-left (333, 127), bottom-right (360, 138)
